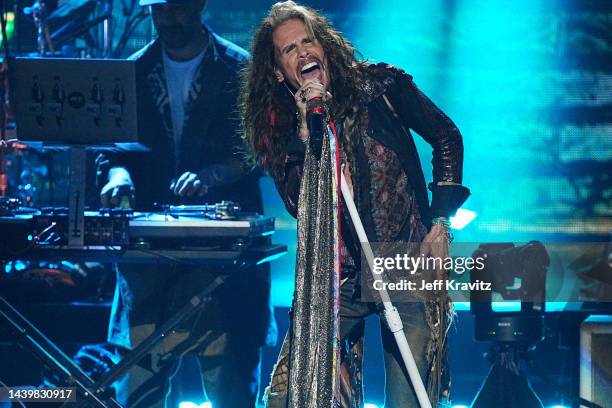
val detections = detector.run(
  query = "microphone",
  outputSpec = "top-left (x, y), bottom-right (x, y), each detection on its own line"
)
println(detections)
top-left (306, 97), bottom-right (327, 160)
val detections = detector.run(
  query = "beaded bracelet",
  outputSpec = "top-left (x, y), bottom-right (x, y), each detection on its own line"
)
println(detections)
top-left (432, 217), bottom-right (454, 243)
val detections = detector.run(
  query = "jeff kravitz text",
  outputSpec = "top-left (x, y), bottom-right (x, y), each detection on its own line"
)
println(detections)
top-left (372, 279), bottom-right (492, 292)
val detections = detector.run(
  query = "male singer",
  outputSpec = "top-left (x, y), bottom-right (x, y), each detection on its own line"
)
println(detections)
top-left (240, 2), bottom-right (469, 407)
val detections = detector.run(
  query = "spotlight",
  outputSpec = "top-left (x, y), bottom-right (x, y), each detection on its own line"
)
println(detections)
top-left (452, 405), bottom-right (470, 408)
top-left (178, 403), bottom-right (212, 408)
top-left (548, 405), bottom-right (569, 408)
top-left (450, 208), bottom-right (476, 230)
top-left (364, 404), bottom-right (381, 408)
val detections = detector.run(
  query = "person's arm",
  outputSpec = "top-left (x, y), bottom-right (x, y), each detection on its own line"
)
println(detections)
top-left (96, 153), bottom-right (135, 208)
top-left (272, 133), bottom-right (306, 219)
top-left (273, 78), bottom-right (330, 217)
top-left (385, 70), bottom-right (470, 218)
top-left (172, 99), bottom-right (250, 197)
top-left (171, 157), bottom-right (246, 197)
top-left (383, 69), bottom-right (471, 274)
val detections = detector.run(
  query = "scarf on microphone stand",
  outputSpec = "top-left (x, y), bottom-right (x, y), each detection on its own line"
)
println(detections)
top-left (286, 122), bottom-right (342, 408)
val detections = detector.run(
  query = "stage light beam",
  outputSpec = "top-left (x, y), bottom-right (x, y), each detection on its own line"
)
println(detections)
top-left (178, 402), bottom-right (212, 408)
top-left (178, 403), bottom-right (198, 408)
top-left (450, 209), bottom-right (477, 230)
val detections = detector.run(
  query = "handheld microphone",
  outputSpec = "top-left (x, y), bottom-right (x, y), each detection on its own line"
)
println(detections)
top-left (306, 97), bottom-right (327, 160)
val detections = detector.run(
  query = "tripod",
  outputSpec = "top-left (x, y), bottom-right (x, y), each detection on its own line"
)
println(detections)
top-left (471, 326), bottom-right (545, 408)
top-left (470, 242), bottom-right (549, 408)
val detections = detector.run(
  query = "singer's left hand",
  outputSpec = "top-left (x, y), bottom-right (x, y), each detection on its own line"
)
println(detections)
top-left (170, 172), bottom-right (208, 197)
top-left (421, 223), bottom-right (451, 282)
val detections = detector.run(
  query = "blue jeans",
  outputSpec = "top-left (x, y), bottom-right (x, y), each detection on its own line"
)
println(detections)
top-left (266, 275), bottom-right (435, 408)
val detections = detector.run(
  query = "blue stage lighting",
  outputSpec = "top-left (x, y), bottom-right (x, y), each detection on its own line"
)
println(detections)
top-left (451, 405), bottom-right (470, 408)
top-left (364, 404), bottom-right (380, 408)
top-left (491, 301), bottom-right (522, 312)
top-left (450, 209), bottom-right (477, 230)
top-left (178, 402), bottom-right (212, 408)
top-left (548, 405), bottom-right (569, 408)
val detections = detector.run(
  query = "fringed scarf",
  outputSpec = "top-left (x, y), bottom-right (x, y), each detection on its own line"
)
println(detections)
top-left (287, 123), bottom-right (342, 408)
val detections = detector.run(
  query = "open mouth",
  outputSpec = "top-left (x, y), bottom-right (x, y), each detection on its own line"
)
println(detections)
top-left (300, 61), bottom-right (322, 81)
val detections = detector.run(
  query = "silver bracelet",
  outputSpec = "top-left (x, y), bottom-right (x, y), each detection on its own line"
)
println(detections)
top-left (432, 217), bottom-right (453, 243)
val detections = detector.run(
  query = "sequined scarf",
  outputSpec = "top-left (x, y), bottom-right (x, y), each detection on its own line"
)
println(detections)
top-left (287, 125), bottom-right (342, 408)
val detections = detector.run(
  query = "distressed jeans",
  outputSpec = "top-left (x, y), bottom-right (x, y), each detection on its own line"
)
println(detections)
top-left (265, 275), bottom-right (437, 408)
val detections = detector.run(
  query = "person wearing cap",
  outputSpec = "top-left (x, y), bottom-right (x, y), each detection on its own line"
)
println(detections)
top-left (96, 1), bottom-right (276, 407)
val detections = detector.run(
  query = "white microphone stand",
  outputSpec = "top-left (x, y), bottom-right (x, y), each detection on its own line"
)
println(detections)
top-left (334, 130), bottom-right (433, 408)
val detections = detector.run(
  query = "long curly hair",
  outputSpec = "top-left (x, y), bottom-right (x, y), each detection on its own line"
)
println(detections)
top-left (240, 1), bottom-right (367, 179)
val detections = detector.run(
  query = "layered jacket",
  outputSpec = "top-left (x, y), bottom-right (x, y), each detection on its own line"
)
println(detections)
top-left (274, 64), bottom-right (470, 269)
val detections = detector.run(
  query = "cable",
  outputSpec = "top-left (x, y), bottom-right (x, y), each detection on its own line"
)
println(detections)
top-left (0, 378), bottom-right (27, 408)
top-left (0, 3), bottom-right (13, 198)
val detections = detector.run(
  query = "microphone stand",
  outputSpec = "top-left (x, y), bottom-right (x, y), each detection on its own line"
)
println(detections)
top-left (328, 125), bottom-right (433, 408)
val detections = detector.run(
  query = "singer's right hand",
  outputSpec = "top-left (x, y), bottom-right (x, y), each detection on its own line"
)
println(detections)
top-left (294, 79), bottom-right (332, 142)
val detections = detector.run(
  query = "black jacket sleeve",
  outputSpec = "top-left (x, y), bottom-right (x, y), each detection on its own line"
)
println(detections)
top-left (385, 70), bottom-right (470, 217)
top-left (273, 134), bottom-right (306, 219)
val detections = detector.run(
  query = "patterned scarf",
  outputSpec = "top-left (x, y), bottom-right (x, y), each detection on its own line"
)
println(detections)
top-left (287, 124), bottom-right (342, 407)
